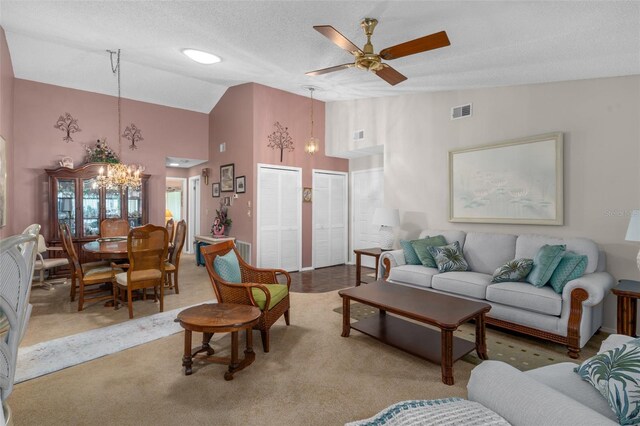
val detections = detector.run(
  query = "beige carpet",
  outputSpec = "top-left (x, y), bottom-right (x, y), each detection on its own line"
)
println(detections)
top-left (9, 290), bottom-right (471, 426)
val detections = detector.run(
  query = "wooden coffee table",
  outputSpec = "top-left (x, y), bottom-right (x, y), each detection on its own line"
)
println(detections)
top-left (177, 303), bottom-right (261, 381)
top-left (339, 280), bottom-right (491, 385)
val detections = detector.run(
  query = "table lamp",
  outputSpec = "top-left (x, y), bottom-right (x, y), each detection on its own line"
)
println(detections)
top-left (372, 208), bottom-right (400, 250)
top-left (626, 210), bottom-right (640, 274)
top-left (165, 209), bottom-right (173, 224)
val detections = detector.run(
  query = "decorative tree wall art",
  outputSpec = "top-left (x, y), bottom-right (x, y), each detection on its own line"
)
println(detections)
top-left (122, 123), bottom-right (144, 150)
top-left (267, 121), bottom-right (294, 162)
top-left (54, 112), bottom-right (81, 143)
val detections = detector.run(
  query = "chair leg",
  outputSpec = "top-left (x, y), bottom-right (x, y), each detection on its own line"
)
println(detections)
top-left (260, 329), bottom-right (270, 353)
top-left (284, 310), bottom-right (290, 326)
top-left (70, 274), bottom-right (77, 302)
top-left (159, 283), bottom-right (164, 313)
top-left (78, 281), bottom-right (85, 312)
top-left (174, 271), bottom-right (180, 294)
top-left (113, 285), bottom-right (119, 310)
top-left (127, 287), bottom-right (134, 319)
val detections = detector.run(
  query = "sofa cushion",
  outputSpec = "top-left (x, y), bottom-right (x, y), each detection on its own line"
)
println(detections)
top-left (428, 241), bottom-right (469, 272)
top-left (486, 282), bottom-right (562, 316)
top-left (464, 232), bottom-right (517, 275)
top-left (516, 235), bottom-right (599, 274)
top-left (399, 240), bottom-right (421, 265)
top-left (388, 265), bottom-right (438, 288)
top-left (491, 258), bottom-right (533, 283)
top-left (411, 235), bottom-right (447, 268)
top-left (418, 230), bottom-right (466, 248)
top-left (251, 284), bottom-right (288, 310)
top-left (432, 272), bottom-right (492, 299)
top-left (549, 252), bottom-right (588, 293)
top-left (526, 244), bottom-right (566, 287)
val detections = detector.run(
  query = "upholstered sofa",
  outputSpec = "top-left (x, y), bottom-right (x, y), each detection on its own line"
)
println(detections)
top-left (379, 230), bottom-right (615, 358)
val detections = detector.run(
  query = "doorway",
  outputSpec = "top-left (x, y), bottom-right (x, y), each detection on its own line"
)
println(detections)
top-left (351, 168), bottom-right (384, 268)
top-left (312, 169), bottom-right (348, 269)
top-left (187, 176), bottom-right (201, 254)
top-left (165, 177), bottom-right (187, 223)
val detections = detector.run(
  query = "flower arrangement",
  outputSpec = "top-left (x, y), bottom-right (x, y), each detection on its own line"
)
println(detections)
top-left (85, 139), bottom-right (120, 164)
top-left (216, 203), bottom-right (232, 228)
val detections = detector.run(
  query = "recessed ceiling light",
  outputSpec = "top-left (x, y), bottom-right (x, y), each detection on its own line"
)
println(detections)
top-left (169, 163), bottom-right (180, 167)
top-left (182, 49), bottom-right (221, 65)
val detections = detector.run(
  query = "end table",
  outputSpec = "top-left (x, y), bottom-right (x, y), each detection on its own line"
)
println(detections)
top-left (612, 280), bottom-right (640, 336)
top-left (353, 247), bottom-right (382, 286)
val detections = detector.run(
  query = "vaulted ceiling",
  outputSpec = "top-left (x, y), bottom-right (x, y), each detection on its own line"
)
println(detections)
top-left (1, 1), bottom-right (639, 113)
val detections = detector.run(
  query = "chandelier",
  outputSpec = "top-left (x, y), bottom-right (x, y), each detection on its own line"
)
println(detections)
top-left (304, 87), bottom-right (319, 155)
top-left (95, 49), bottom-right (143, 190)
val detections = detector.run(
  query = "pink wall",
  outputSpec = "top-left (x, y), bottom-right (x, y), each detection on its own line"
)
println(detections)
top-left (13, 79), bottom-right (208, 239)
top-left (0, 27), bottom-right (14, 237)
top-left (252, 84), bottom-right (348, 268)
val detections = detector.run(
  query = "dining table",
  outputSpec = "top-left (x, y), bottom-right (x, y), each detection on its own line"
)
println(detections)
top-left (82, 237), bottom-right (129, 260)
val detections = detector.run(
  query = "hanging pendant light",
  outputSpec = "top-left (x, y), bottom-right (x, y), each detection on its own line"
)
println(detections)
top-left (304, 87), bottom-right (319, 155)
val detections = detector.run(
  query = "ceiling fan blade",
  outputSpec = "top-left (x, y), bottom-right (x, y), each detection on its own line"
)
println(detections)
top-left (379, 31), bottom-right (450, 60)
top-left (374, 65), bottom-right (407, 86)
top-left (306, 63), bottom-right (354, 76)
top-left (313, 25), bottom-right (363, 55)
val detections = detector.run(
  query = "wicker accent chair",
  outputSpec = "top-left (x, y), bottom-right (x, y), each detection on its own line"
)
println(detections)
top-left (100, 218), bottom-right (130, 238)
top-left (165, 220), bottom-right (186, 294)
top-left (202, 240), bottom-right (291, 353)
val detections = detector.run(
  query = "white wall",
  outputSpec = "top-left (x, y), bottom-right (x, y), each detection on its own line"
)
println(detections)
top-left (335, 75), bottom-right (640, 332)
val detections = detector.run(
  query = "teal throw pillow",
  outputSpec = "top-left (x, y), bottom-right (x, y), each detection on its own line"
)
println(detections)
top-left (526, 244), bottom-right (566, 287)
top-left (400, 240), bottom-right (421, 265)
top-left (575, 344), bottom-right (640, 424)
top-left (549, 252), bottom-right (588, 293)
top-left (213, 251), bottom-right (241, 283)
top-left (411, 235), bottom-right (448, 268)
top-left (427, 241), bottom-right (469, 273)
top-left (491, 258), bottom-right (534, 283)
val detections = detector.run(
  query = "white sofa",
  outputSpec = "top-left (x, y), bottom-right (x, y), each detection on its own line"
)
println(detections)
top-left (380, 229), bottom-right (615, 358)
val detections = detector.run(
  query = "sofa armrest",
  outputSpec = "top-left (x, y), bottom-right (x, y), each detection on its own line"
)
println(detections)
top-left (468, 361), bottom-right (617, 426)
top-left (562, 272), bottom-right (615, 307)
top-left (379, 249), bottom-right (405, 279)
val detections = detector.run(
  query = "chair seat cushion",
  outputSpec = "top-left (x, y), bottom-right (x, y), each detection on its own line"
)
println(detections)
top-left (115, 269), bottom-right (162, 286)
top-left (84, 266), bottom-right (123, 282)
top-left (164, 261), bottom-right (176, 272)
top-left (388, 265), bottom-right (439, 288)
top-left (251, 284), bottom-right (288, 310)
top-left (35, 257), bottom-right (69, 270)
top-left (213, 251), bottom-right (242, 283)
top-left (82, 260), bottom-right (109, 270)
top-left (486, 282), bottom-right (562, 316)
top-left (431, 272), bottom-right (492, 299)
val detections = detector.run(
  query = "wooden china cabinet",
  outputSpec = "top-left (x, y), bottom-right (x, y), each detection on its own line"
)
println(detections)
top-left (46, 163), bottom-right (149, 262)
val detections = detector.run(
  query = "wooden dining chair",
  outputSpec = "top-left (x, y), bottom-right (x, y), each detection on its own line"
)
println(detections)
top-left (59, 223), bottom-right (122, 311)
top-left (100, 218), bottom-right (130, 238)
top-left (165, 220), bottom-right (186, 294)
top-left (113, 224), bottom-right (168, 319)
top-left (202, 241), bottom-right (291, 352)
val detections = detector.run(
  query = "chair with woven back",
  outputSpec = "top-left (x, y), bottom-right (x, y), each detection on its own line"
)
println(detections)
top-left (165, 220), bottom-right (186, 294)
top-left (59, 223), bottom-right (122, 311)
top-left (100, 218), bottom-right (130, 238)
top-left (202, 240), bottom-right (291, 353)
top-left (113, 224), bottom-right (168, 319)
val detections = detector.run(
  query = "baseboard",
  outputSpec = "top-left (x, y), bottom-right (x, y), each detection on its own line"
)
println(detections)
top-left (299, 267), bottom-right (314, 272)
top-left (600, 326), bottom-right (616, 334)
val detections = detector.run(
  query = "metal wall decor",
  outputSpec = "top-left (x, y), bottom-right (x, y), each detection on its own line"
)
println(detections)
top-left (267, 121), bottom-right (294, 162)
top-left (122, 123), bottom-right (144, 150)
top-left (54, 112), bottom-right (81, 143)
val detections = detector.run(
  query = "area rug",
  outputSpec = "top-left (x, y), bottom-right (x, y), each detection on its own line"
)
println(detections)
top-left (16, 301), bottom-right (214, 383)
top-left (333, 303), bottom-right (603, 371)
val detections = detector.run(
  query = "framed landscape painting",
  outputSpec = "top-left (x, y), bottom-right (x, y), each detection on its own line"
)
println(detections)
top-left (449, 132), bottom-right (563, 225)
top-left (220, 163), bottom-right (234, 192)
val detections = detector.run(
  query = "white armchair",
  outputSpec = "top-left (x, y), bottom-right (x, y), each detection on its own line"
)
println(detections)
top-left (33, 234), bottom-right (69, 290)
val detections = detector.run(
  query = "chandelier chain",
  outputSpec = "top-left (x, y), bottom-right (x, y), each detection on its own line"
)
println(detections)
top-left (108, 49), bottom-right (122, 158)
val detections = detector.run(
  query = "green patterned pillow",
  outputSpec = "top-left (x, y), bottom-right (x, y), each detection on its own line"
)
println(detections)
top-left (491, 258), bottom-right (534, 283)
top-left (213, 251), bottom-right (241, 283)
top-left (549, 252), bottom-right (588, 293)
top-left (411, 235), bottom-right (447, 268)
top-left (427, 241), bottom-right (468, 272)
top-left (575, 344), bottom-right (640, 424)
top-left (526, 244), bottom-right (566, 287)
top-left (400, 240), bottom-right (421, 265)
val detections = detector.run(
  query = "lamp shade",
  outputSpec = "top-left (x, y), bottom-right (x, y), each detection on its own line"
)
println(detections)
top-left (372, 208), bottom-right (400, 227)
top-left (626, 210), bottom-right (640, 242)
top-left (165, 209), bottom-right (174, 221)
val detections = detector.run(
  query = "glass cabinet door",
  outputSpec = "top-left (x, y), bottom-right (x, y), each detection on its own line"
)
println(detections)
top-left (127, 187), bottom-right (143, 227)
top-left (105, 187), bottom-right (122, 219)
top-left (82, 178), bottom-right (100, 237)
top-left (57, 179), bottom-right (77, 236)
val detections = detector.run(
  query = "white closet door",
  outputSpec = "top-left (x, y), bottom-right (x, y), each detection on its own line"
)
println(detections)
top-left (351, 168), bottom-right (384, 268)
top-left (257, 165), bottom-right (301, 272)
top-left (313, 170), bottom-right (347, 269)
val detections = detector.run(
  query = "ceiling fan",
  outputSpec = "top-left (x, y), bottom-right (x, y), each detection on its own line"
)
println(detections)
top-left (306, 18), bottom-right (450, 86)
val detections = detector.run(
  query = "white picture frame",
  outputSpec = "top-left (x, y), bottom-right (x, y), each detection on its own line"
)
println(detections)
top-left (0, 136), bottom-right (6, 227)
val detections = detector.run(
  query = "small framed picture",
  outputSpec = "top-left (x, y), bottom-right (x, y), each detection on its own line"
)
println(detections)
top-left (303, 187), bottom-right (312, 203)
top-left (220, 163), bottom-right (234, 192)
top-left (223, 196), bottom-right (231, 206)
top-left (212, 183), bottom-right (220, 198)
top-left (236, 176), bottom-right (246, 194)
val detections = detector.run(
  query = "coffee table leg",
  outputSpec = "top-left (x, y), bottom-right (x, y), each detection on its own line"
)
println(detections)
top-left (475, 313), bottom-right (488, 360)
top-left (441, 329), bottom-right (454, 385)
top-left (355, 253), bottom-right (362, 286)
top-left (202, 332), bottom-right (215, 356)
top-left (225, 331), bottom-right (239, 381)
top-left (341, 296), bottom-right (351, 337)
top-left (182, 330), bottom-right (193, 376)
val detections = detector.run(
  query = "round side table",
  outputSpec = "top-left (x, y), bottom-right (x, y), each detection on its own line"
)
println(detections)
top-left (177, 303), bottom-right (261, 380)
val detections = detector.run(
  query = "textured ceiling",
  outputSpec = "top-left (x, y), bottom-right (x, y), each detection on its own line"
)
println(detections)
top-left (1, 1), bottom-right (639, 113)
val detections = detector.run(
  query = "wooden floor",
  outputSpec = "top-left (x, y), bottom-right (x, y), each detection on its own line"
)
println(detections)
top-left (289, 264), bottom-right (376, 293)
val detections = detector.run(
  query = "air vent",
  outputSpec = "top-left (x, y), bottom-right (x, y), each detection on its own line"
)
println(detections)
top-left (219, 142), bottom-right (226, 152)
top-left (353, 129), bottom-right (365, 141)
top-left (451, 103), bottom-right (472, 120)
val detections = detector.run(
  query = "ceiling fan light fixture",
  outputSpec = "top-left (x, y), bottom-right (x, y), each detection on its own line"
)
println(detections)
top-left (169, 162), bottom-right (180, 167)
top-left (182, 48), bottom-right (221, 65)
